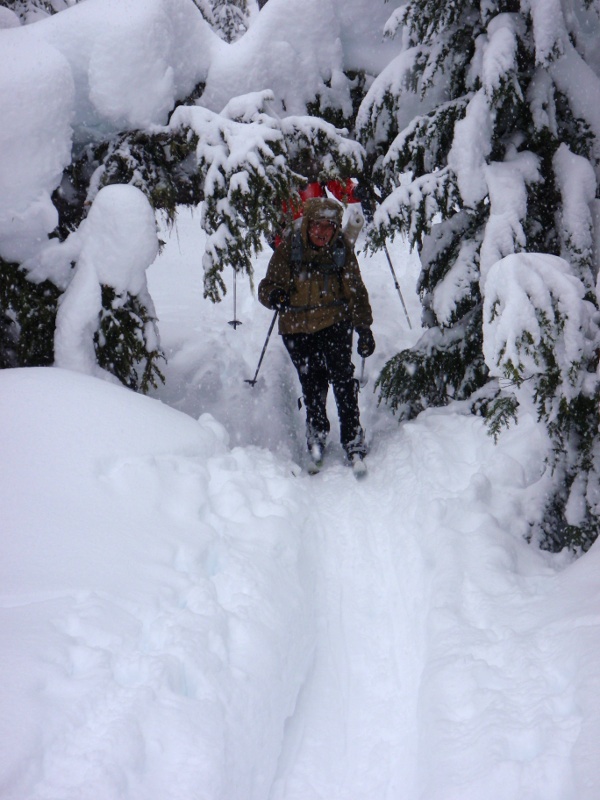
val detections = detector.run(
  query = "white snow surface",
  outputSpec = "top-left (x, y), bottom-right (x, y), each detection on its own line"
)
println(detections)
top-left (482, 13), bottom-right (520, 95)
top-left (20, 0), bottom-right (217, 136)
top-left (2, 211), bottom-right (600, 799)
top-left (0, 0), bottom-right (218, 262)
top-left (0, 30), bottom-right (74, 261)
top-left (200, 0), bottom-right (402, 115)
top-left (553, 144), bottom-right (597, 284)
top-left (448, 89), bottom-right (493, 209)
top-left (480, 152), bottom-right (541, 280)
top-left (482, 252), bottom-right (592, 399)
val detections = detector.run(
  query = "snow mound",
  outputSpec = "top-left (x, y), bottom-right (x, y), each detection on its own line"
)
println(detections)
top-left (0, 31), bottom-right (73, 261)
top-left (0, 367), bottom-right (313, 800)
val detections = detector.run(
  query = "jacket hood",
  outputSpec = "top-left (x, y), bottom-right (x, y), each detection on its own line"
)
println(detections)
top-left (301, 197), bottom-right (344, 248)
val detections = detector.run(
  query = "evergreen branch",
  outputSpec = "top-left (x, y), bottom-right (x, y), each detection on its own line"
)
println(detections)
top-left (367, 167), bottom-right (461, 252)
top-left (376, 305), bottom-right (488, 419)
top-left (379, 97), bottom-right (471, 181)
top-left (95, 286), bottom-right (165, 393)
top-left (485, 393), bottom-right (519, 442)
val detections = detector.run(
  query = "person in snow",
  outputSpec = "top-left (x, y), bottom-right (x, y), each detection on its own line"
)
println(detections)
top-left (269, 169), bottom-right (368, 250)
top-left (258, 197), bottom-right (375, 468)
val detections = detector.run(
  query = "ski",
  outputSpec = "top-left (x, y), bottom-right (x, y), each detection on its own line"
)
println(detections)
top-left (351, 458), bottom-right (367, 479)
top-left (304, 452), bottom-right (368, 477)
top-left (307, 459), bottom-right (324, 475)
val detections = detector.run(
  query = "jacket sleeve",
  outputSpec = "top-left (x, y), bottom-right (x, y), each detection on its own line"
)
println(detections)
top-left (344, 248), bottom-right (373, 328)
top-left (258, 240), bottom-right (293, 309)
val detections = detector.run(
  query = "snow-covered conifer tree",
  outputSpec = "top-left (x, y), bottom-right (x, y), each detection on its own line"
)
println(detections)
top-left (210, 0), bottom-right (248, 42)
top-left (0, 0), bottom-right (366, 392)
top-left (357, 0), bottom-right (600, 550)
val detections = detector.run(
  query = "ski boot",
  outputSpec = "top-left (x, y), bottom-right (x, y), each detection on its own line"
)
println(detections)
top-left (307, 442), bottom-right (325, 475)
top-left (348, 451), bottom-right (367, 479)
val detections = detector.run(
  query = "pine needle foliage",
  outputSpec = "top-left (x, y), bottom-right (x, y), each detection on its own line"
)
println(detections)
top-left (53, 128), bottom-right (203, 241)
top-left (359, 0), bottom-right (600, 551)
top-left (0, 257), bottom-right (61, 368)
top-left (377, 304), bottom-right (488, 419)
top-left (95, 286), bottom-right (164, 393)
top-left (492, 299), bottom-right (600, 552)
top-left (0, 256), bottom-right (164, 393)
top-left (306, 70), bottom-right (372, 132)
top-left (210, 0), bottom-right (248, 42)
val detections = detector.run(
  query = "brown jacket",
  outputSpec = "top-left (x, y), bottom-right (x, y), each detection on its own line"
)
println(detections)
top-left (258, 205), bottom-right (373, 336)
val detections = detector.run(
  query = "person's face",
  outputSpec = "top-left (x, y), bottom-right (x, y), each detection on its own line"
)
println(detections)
top-left (308, 219), bottom-right (337, 248)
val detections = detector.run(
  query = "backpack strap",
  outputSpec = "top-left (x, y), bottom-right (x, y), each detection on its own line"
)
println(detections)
top-left (291, 228), bottom-right (304, 266)
top-left (331, 237), bottom-right (346, 270)
top-left (289, 228), bottom-right (346, 272)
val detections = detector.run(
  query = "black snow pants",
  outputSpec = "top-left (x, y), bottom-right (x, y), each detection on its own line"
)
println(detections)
top-left (282, 321), bottom-right (366, 457)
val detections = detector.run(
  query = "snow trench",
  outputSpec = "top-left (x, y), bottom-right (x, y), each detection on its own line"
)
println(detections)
top-left (3, 220), bottom-right (600, 799)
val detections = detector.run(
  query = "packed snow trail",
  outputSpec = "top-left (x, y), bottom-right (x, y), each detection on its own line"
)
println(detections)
top-left (144, 209), bottom-right (600, 799)
top-left (270, 435), bottom-right (427, 799)
top-left (269, 412), bottom-right (591, 800)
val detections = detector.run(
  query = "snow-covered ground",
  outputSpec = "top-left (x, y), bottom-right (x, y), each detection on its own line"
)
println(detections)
top-left (2, 211), bottom-right (600, 799)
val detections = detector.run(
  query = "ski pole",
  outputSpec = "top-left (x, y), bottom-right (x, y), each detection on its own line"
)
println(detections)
top-left (358, 357), bottom-right (368, 388)
top-left (228, 266), bottom-right (242, 329)
top-left (383, 243), bottom-right (412, 329)
top-left (245, 310), bottom-right (278, 387)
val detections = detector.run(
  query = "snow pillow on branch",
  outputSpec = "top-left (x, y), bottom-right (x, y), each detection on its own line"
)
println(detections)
top-left (479, 151), bottom-right (541, 280)
top-left (54, 184), bottom-right (162, 392)
top-left (553, 143), bottom-right (597, 291)
top-left (482, 252), bottom-right (598, 434)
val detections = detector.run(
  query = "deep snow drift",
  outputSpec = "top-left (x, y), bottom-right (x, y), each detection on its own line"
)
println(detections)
top-left (2, 213), bottom-right (600, 799)
top-left (0, 0), bottom-right (402, 265)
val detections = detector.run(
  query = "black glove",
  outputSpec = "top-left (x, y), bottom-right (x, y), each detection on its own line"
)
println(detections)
top-left (269, 288), bottom-right (290, 311)
top-left (356, 327), bottom-right (375, 358)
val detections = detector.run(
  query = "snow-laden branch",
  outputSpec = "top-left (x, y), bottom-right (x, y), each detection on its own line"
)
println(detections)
top-left (525, 0), bottom-right (566, 64)
top-left (553, 144), bottom-right (597, 291)
top-left (448, 90), bottom-right (494, 208)
top-left (369, 167), bottom-right (460, 252)
top-left (480, 152), bottom-right (542, 281)
top-left (169, 93), bottom-right (364, 301)
top-left (482, 13), bottom-right (522, 98)
top-left (483, 252), bottom-right (596, 404)
top-left (54, 184), bottom-right (162, 390)
top-left (355, 46), bottom-right (436, 151)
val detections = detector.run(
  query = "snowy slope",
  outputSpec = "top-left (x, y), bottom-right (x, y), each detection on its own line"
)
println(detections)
top-left (1, 367), bottom-right (312, 800)
top-left (2, 215), bottom-right (600, 799)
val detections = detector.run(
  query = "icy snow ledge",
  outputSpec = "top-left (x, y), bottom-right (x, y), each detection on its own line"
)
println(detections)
top-left (0, 367), bottom-right (314, 800)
